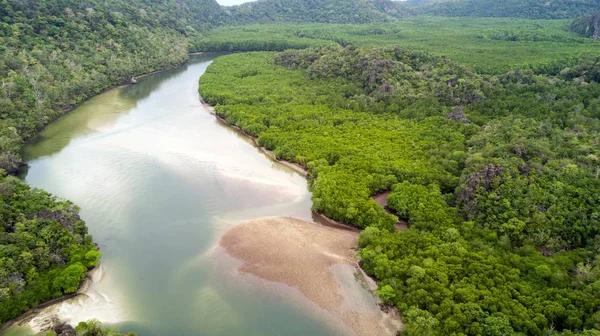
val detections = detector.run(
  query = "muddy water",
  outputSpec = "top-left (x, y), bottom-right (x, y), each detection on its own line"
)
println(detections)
top-left (2, 54), bottom-right (348, 336)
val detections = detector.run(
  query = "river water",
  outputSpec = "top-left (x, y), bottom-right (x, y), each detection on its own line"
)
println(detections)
top-left (2, 54), bottom-right (341, 336)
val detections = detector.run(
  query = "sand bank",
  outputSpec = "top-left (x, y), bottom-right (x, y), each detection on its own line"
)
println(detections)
top-left (219, 216), bottom-right (402, 336)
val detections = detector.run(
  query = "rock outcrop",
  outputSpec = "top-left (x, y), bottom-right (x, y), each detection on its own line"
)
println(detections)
top-left (570, 13), bottom-right (600, 39)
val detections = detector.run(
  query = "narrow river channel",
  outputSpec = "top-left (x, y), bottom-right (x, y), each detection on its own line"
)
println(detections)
top-left (2, 54), bottom-right (347, 336)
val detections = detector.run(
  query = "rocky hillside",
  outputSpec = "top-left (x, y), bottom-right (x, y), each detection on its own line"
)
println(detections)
top-left (571, 12), bottom-right (600, 39)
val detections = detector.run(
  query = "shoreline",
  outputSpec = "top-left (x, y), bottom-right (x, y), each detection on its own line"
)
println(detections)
top-left (5, 55), bottom-right (400, 334)
top-left (200, 99), bottom-right (403, 330)
top-left (20, 60), bottom-right (184, 150)
top-left (18, 52), bottom-right (217, 161)
top-left (4, 53), bottom-right (209, 332)
top-left (201, 99), bottom-right (408, 232)
top-left (0, 264), bottom-right (100, 333)
top-left (217, 217), bottom-right (402, 335)
top-left (0, 294), bottom-right (78, 334)
top-left (201, 101), bottom-right (309, 177)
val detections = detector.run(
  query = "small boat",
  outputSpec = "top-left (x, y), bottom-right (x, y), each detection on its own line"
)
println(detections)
top-left (130, 77), bottom-right (138, 84)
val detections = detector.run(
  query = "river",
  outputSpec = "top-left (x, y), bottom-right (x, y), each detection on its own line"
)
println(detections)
top-left (1, 53), bottom-right (354, 336)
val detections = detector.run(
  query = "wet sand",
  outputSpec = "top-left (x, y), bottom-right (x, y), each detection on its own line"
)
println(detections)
top-left (371, 191), bottom-right (409, 231)
top-left (219, 217), bottom-right (402, 336)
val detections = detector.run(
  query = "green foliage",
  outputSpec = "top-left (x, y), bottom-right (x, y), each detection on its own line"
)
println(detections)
top-left (194, 18), bottom-right (600, 74)
top-left (53, 263), bottom-right (87, 294)
top-left (200, 49), bottom-right (468, 229)
top-left (72, 319), bottom-right (137, 336)
top-left (387, 182), bottom-right (460, 231)
top-left (419, 0), bottom-right (600, 19)
top-left (221, 0), bottom-right (405, 25)
top-left (7, 0), bottom-right (600, 332)
top-left (216, 0), bottom-right (600, 26)
top-left (0, 0), bottom-right (225, 172)
top-left (200, 47), bottom-right (600, 335)
top-left (0, 175), bottom-right (99, 323)
top-left (0, 0), bottom-right (231, 327)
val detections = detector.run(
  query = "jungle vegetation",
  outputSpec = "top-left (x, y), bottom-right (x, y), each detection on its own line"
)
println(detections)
top-left (0, 174), bottom-right (101, 323)
top-left (199, 46), bottom-right (600, 335)
top-left (0, 0), bottom-right (228, 174)
top-left (4, 0), bottom-right (600, 333)
top-left (221, 0), bottom-right (406, 24)
top-left (416, 0), bottom-right (600, 19)
top-left (219, 0), bottom-right (600, 23)
top-left (192, 17), bottom-right (600, 74)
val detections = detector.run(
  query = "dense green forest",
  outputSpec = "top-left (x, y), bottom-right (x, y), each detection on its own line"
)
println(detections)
top-left (418, 0), bottom-right (600, 19)
top-left (5, 0), bottom-right (600, 333)
top-left (0, 174), bottom-right (101, 323)
top-left (199, 46), bottom-right (600, 335)
top-left (0, 0), bottom-right (227, 174)
top-left (192, 18), bottom-right (600, 74)
top-left (221, 0), bottom-right (405, 24)
top-left (218, 0), bottom-right (600, 23)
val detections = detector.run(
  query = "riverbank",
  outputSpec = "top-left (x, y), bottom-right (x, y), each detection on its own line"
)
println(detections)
top-left (218, 217), bottom-right (402, 335)
top-left (1, 262), bottom-right (131, 335)
top-left (0, 294), bottom-right (79, 335)
top-left (201, 100), bottom-right (403, 334)
top-left (18, 52), bottom-right (221, 163)
top-left (201, 101), bottom-right (309, 177)
top-left (3, 56), bottom-right (205, 333)
top-left (0, 263), bottom-right (102, 334)
top-left (200, 100), bottom-right (409, 232)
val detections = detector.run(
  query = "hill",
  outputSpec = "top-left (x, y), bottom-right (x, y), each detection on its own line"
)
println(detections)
top-left (0, 0), bottom-right (224, 173)
top-left (418, 0), bottom-right (600, 19)
top-left (219, 0), bottom-right (600, 24)
top-left (222, 0), bottom-right (406, 24)
top-left (571, 13), bottom-right (600, 38)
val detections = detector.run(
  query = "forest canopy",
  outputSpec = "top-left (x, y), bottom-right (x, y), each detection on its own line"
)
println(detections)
top-left (0, 0), bottom-right (227, 173)
top-left (218, 0), bottom-right (600, 23)
top-left (199, 46), bottom-right (600, 335)
top-left (192, 18), bottom-right (600, 74)
top-left (221, 0), bottom-right (405, 24)
top-left (417, 0), bottom-right (600, 19)
top-left (5, 0), bottom-right (600, 334)
top-left (0, 174), bottom-right (101, 323)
